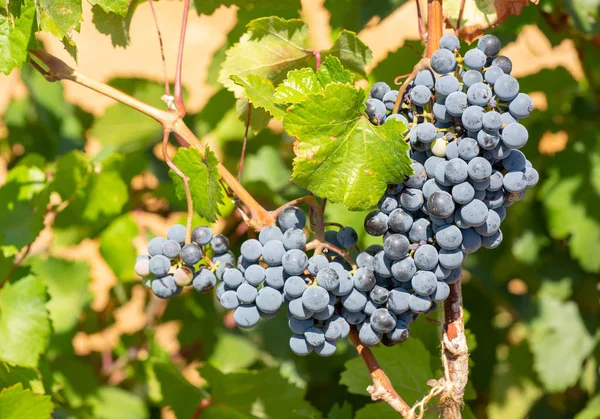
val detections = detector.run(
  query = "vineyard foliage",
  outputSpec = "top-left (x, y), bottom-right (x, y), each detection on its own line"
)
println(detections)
top-left (0, 0), bottom-right (599, 418)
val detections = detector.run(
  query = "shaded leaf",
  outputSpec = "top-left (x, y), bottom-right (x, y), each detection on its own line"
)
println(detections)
top-left (285, 83), bottom-right (411, 210)
top-left (340, 338), bottom-right (433, 404)
top-left (91, 1), bottom-right (142, 48)
top-left (30, 257), bottom-right (91, 334)
top-left (99, 214), bottom-right (138, 281)
top-left (575, 394), bottom-right (600, 419)
top-left (0, 276), bottom-right (50, 368)
top-left (444, 0), bottom-right (539, 42)
top-left (0, 362), bottom-right (44, 394)
top-left (327, 401), bottom-right (353, 419)
top-left (153, 362), bottom-right (204, 419)
top-left (35, 0), bottom-right (82, 44)
top-left (322, 30), bottom-right (372, 78)
top-left (90, 387), bottom-right (149, 419)
top-left (169, 147), bottom-right (224, 223)
top-left (88, 0), bottom-right (131, 16)
top-left (208, 333), bottom-right (260, 373)
top-left (82, 170), bottom-right (128, 222)
top-left (231, 75), bottom-right (286, 119)
top-left (50, 151), bottom-right (92, 201)
top-left (0, 383), bottom-right (53, 419)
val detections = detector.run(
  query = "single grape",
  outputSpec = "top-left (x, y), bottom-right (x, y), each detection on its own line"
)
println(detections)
top-left (192, 226), bottom-right (212, 246)
top-left (481, 230), bottom-right (503, 249)
top-left (149, 255), bottom-right (171, 277)
top-left (370, 81), bottom-right (391, 100)
top-left (371, 308), bottom-right (397, 333)
top-left (374, 251), bottom-right (394, 277)
top-left (446, 140), bottom-right (459, 159)
top-left (438, 248), bottom-right (464, 269)
top-left (342, 288), bottom-right (368, 312)
top-left (414, 244), bottom-right (439, 270)
top-left (525, 167), bottom-right (539, 188)
top-left (432, 263), bottom-right (451, 280)
top-left (135, 255), bottom-right (150, 277)
top-left (282, 249), bottom-right (309, 276)
top-left (509, 93), bottom-right (533, 118)
top-left (289, 316), bottom-right (314, 334)
top-left (435, 75), bottom-right (460, 97)
top-left (427, 191), bottom-right (455, 218)
top-left (148, 237), bottom-right (167, 257)
top-left (264, 266), bottom-right (285, 289)
top-left (409, 218), bottom-right (433, 243)
top-left (304, 327), bottom-right (326, 347)
top-left (262, 240), bottom-right (286, 266)
top-left (337, 227), bottom-right (358, 248)
top-left (370, 285), bottom-right (390, 304)
top-left (181, 243), bottom-right (202, 265)
top-left (379, 194), bottom-right (399, 214)
top-left (234, 304), bottom-right (260, 328)
top-left (278, 206), bottom-right (306, 231)
top-left (464, 48), bottom-right (487, 70)
top-left (430, 49), bottom-right (457, 74)
top-left (411, 85), bottom-right (432, 106)
top-left (289, 334), bottom-right (313, 356)
top-left (383, 90), bottom-right (399, 111)
top-left (391, 257), bottom-right (416, 283)
top-left (302, 285), bottom-right (330, 312)
top-left (445, 92), bottom-right (468, 117)
top-left (167, 224), bottom-right (186, 244)
top-left (477, 130), bottom-right (500, 150)
top-left (316, 267), bottom-right (340, 291)
top-left (468, 157), bottom-right (492, 181)
top-left (445, 267), bottom-right (463, 284)
top-left (284, 276), bottom-right (307, 299)
top-left (414, 69), bottom-right (435, 88)
top-left (364, 210), bottom-right (389, 236)
top-left (451, 181), bottom-right (475, 205)
top-left (467, 83), bottom-right (493, 106)
top-left (212, 251), bottom-right (235, 267)
top-left (211, 234), bottom-right (229, 254)
top-left (433, 281), bottom-right (451, 302)
top-left (365, 98), bottom-right (387, 125)
top-left (440, 34), bottom-right (460, 51)
top-left (412, 270), bottom-right (438, 296)
top-left (172, 265), bottom-right (194, 286)
top-left (475, 209), bottom-right (501, 236)
top-left (193, 269), bottom-right (217, 292)
top-left (492, 56), bottom-right (513, 74)
top-left (435, 224), bottom-right (463, 250)
top-left (408, 294), bottom-right (432, 313)
top-left (433, 99), bottom-right (451, 122)
top-left (240, 239), bottom-right (262, 262)
top-left (220, 290), bottom-right (240, 310)
top-left (477, 34), bottom-right (501, 56)
top-left (445, 158), bottom-right (469, 184)
top-left (223, 268), bottom-right (244, 289)
top-left (259, 226), bottom-right (283, 245)
top-left (484, 66), bottom-right (504, 85)
top-left (383, 234), bottom-right (410, 260)
top-left (460, 228), bottom-right (482, 254)
top-left (386, 320), bottom-right (410, 344)
top-left (460, 199), bottom-right (489, 226)
top-left (503, 171), bottom-right (528, 193)
top-left (494, 75), bottom-right (520, 101)
top-left (236, 283), bottom-right (258, 304)
top-left (400, 188), bottom-right (424, 212)
top-left (358, 321), bottom-right (383, 346)
top-left (244, 264), bottom-right (265, 286)
top-left (255, 286), bottom-right (283, 313)
top-left (315, 340), bottom-right (337, 357)
top-left (307, 255), bottom-right (329, 276)
top-left (462, 70), bottom-right (483, 88)
top-left (152, 276), bottom-right (179, 299)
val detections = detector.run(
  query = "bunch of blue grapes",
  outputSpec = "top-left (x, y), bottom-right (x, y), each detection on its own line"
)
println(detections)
top-left (135, 224), bottom-right (225, 299)
top-left (361, 33), bottom-right (539, 339)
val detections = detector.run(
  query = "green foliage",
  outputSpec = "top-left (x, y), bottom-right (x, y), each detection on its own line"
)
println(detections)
top-left (0, 383), bottom-right (53, 419)
top-left (0, 2), bottom-right (599, 419)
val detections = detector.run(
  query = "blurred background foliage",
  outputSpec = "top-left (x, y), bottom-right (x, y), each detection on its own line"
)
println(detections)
top-left (0, 0), bottom-right (599, 418)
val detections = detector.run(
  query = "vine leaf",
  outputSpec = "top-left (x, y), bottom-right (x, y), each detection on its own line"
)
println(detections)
top-left (230, 75), bottom-right (286, 119)
top-left (322, 30), bottom-right (372, 78)
top-left (34, 0), bottom-right (82, 45)
top-left (50, 151), bottom-right (92, 201)
top-left (88, 0), bottom-right (131, 16)
top-left (29, 257), bottom-right (92, 335)
top-left (0, 0), bottom-right (37, 75)
top-left (0, 383), bottom-right (53, 419)
top-left (219, 17), bottom-right (313, 95)
top-left (169, 147), bottom-right (224, 223)
top-left (285, 83), bottom-right (411, 210)
top-left (0, 276), bottom-right (51, 368)
top-left (153, 362), bottom-right (204, 419)
top-left (91, 1), bottom-right (142, 48)
top-left (443, 0), bottom-right (539, 42)
top-left (528, 284), bottom-right (595, 392)
top-left (99, 215), bottom-right (138, 281)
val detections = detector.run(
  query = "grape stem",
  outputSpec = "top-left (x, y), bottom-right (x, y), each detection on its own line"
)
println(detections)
top-left (147, 0), bottom-right (172, 100)
top-left (348, 327), bottom-right (412, 417)
top-left (390, 57), bottom-right (432, 115)
top-left (27, 49), bottom-right (277, 230)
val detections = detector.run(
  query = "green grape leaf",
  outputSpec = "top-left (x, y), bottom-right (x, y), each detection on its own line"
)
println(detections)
top-left (273, 68), bottom-right (321, 104)
top-left (0, 383), bottom-right (53, 419)
top-left (340, 338), bottom-right (433, 404)
top-left (230, 75), bottom-right (286, 119)
top-left (0, 276), bottom-right (50, 368)
top-left (153, 362), bottom-right (204, 419)
top-left (528, 291), bottom-right (595, 392)
top-left (50, 151), bottom-right (92, 201)
top-left (35, 0), bottom-right (82, 44)
top-left (90, 387), bottom-right (149, 419)
top-left (243, 145), bottom-right (292, 192)
top-left (0, 362), bottom-right (44, 394)
top-left (315, 56), bottom-right (354, 86)
top-left (91, 1), bottom-right (142, 48)
top-left (0, 0), bottom-right (37, 75)
top-left (29, 257), bottom-right (92, 334)
top-left (0, 165), bottom-right (48, 255)
top-left (82, 169), bottom-right (128, 222)
top-left (99, 214), bottom-right (138, 281)
top-left (487, 343), bottom-right (543, 419)
top-left (327, 402), bottom-right (353, 419)
top-left (322, 31), bottom-right (372, 79)
top-left (219, 17), bottom-right (313, 95)
top-left (575, 394), bottom-right (600, 419)
top-left (208, 333), bottom-right (260, 373)
top-left (88, 0), bottom-right (131, 16)
top-left (52, 357), bottom-right (100, 409)
top-left (169, 146), bottom-right (224, 223)
top-left (285, 83), bottom-right (411, 210)
top-left (201, 364), bottom-right (320, 418)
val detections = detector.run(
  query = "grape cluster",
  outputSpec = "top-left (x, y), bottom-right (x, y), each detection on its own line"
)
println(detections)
top-left (361, 33), bottom-right (538, 341)
top-left (135, 224), bottom-right (225, 299)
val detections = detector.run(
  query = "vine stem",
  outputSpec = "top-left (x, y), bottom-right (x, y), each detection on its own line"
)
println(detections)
top-left (28, 49), bottom-right (276, 230)
top-left (348, 328), bottom-right (412, 417)
top-left (174, 0), bottom-right (191, 116)
top-left (148, 0), bottom-right (171, 99)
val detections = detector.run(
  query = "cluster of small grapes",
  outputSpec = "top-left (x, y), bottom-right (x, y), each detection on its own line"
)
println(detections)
top-left (360, 33), bottom-right (539, 340)
top-left (214, 207), bottom-right (365, 357)
top-left (135, 224), bottom-right (225, 299)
